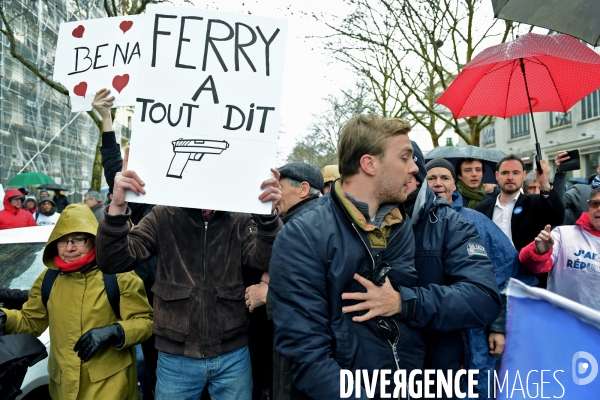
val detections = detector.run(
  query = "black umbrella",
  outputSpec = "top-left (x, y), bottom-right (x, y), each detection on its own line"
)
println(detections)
top-left (424, 145), bottom-right (507, 184)
top-left (37, 183), bottom-right (68, 191)
top-left (492, 0), bottom-right (600, 46)
top-left (0, 334), bottom-right (47, 400)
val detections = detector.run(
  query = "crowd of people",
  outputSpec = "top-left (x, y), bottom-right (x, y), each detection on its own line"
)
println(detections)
top-left (0, 89), bottom-right (598, 400)
top-left (0, 186), bottom-right (110, 229)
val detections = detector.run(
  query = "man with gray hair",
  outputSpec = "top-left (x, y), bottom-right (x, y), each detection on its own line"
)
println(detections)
top-left (522, 170), bottom-right (540, 194)
top-left (245, 162), bottom-right (323, 400)
top-left (84, 190), bottom-right (104, 222)
top-left (276, 162), bottom-right (323, 220)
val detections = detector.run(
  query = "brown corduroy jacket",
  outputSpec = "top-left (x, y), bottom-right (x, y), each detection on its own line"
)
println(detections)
top-left (97, 205), bottom-right (282, 358)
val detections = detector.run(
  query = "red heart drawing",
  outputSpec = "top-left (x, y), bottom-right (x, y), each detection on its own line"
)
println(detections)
top-left (73, 82), bottom-right (87, 97)
top-left (112, 74), bottom-right (130, 93)
top-left (119, 20), bottom-right (133, 34)
top-left (72, 25), bottom-right (85, 38)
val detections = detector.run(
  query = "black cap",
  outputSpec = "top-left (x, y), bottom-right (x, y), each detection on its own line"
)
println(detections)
top-left (425, 158), bottom-right (457, 182)
top-left (278, 162), bottom-right (325, 193)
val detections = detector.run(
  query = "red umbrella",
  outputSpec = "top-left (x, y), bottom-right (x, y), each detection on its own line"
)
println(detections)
top-left (436, 33), bottom-right (600, 170)
top-left (437, 33), bottom-right (600, 118)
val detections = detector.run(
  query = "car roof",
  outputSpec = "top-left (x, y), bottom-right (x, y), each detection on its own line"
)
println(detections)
top-left (0, 226), bottom-right (54, 244)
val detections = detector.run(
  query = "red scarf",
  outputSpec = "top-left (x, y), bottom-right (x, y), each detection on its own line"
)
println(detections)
top-left (54, 248), bottom-right (97, 273)
top-left (576, 213), bottom-right (600, 238)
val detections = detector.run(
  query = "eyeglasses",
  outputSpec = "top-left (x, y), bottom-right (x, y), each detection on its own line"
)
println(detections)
top-left (56, 237), bottom-right (90, 248)
top-left (588, 200), bottom-right (600, 209)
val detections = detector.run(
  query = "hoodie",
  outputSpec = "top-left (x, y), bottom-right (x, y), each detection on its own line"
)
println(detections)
top-left (23, 196), bottom-right (38, 215)
top-left (2, 203), bottom-right (153, 400)
top-left (0, 189), bottom-right (36, 230)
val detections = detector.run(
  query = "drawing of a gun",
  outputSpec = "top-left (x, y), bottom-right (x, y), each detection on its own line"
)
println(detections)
top-left (167, 138), bottom-right (230, 179)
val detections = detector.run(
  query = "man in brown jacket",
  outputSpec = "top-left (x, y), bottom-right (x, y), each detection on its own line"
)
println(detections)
top-left (96, 150), bottom-right (283, 400)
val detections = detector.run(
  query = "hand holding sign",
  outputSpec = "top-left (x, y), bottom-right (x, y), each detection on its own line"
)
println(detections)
top-left (259, 168), bottom-right (282, 214)
top-left (109, 147), bottom-right (146, 216)
top-left (92, 88), bottom-right (115, 131)
top-left (92, 88), bottom-right (114, 118)
top-left (535, 159), bottom-right (552, 192)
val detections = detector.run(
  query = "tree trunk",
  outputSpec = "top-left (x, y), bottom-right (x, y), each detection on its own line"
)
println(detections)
top-left (91, 127), bottom-right (104, 191)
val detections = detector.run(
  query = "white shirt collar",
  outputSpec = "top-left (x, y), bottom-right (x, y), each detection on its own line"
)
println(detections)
top-left (495, 191), bottom-right (521, 208)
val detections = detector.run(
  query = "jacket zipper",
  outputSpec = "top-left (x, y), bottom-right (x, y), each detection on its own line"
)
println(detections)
top-left (202, 220), bottom-right (208, 358)
top-left (388, 222), bottom-right (409, 400)
top-left (388, 319), bottom-right (401, 370)
top-left (350, 219), bottom-right (407, 269)
top-left (352, 220), bottom-right (406, 398)
top-left (387, 219), bottom-right (406, 246)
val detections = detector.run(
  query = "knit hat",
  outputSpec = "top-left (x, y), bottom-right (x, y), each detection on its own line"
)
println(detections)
top-left (425, 158), bottom-right (457, 182)
top-left (321, 165), bottom-right (340, 183)
top-left (278, 162), bottom-right (325, 193)
top-left (39, 197), bottom-right (56, 207)
top-left (24, 196), bottom-right (37, 205)
top-left (410, 141), bottom-right (426, 184)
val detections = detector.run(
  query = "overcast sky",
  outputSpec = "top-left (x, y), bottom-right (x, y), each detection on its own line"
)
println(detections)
top-left (173, 0), bottom-right (511, 161)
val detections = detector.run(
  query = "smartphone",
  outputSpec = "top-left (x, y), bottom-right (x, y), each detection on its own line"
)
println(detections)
top-left (560, 149), bottom-right (581, 172)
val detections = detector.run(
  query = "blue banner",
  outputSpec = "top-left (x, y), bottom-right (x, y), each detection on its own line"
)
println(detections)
top-left (499, 279), bottom-right (600, 399)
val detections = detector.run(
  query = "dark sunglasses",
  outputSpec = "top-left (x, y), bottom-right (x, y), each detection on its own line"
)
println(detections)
top-left (588, 200), bottom-right (600, 209)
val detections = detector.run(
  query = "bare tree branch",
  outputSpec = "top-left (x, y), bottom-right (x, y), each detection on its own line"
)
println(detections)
top-left (316, 0), bottom-right (531, 147)
top-left (0, 0), bottom-right (166, 190)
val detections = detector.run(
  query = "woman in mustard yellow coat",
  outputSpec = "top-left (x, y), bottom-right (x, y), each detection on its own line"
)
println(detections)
top-left (0, 203), bottom-right (153, 399)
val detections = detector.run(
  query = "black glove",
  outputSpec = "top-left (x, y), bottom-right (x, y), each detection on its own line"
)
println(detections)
top-left (74, 323), bottom-right (125, 362)
top-left (0, 309), bottom-right (6, 336)
top-left (0, 287), bottom-right (29, 310)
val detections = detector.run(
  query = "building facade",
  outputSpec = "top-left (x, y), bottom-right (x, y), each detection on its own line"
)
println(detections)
top-left (481, 88), bottom-right (600, 180)
top-left (0, 0), bottom-right (130, 200)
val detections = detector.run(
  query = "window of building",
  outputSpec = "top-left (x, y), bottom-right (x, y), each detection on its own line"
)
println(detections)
top-left (549, 111), bottom-right (571, 128)
top-left (481, 123), bottom-right (495, 146)
top-left (510, 114), bottom-right (529, 139)
top-left (585, 153), bottom-right (600, 178)
top-left (581, 89), bottom-right (600, 121)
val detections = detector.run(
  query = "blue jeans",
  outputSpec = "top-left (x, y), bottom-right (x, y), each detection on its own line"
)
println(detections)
top-left (155, 345), bottom-right (253, 400)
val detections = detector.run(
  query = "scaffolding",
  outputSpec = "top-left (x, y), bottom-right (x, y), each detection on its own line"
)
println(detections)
top-left (0, 0), bottom-right (131, 199)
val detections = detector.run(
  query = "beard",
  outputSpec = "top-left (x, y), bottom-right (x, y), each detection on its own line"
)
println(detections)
top-left (500, 184), bottom-right (520, 195)
top-left (374, 175), bottom-right (407, 205)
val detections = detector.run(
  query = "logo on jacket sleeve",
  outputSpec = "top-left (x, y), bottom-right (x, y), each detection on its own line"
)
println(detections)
top-left (467, 243), bottom-right (488, 257)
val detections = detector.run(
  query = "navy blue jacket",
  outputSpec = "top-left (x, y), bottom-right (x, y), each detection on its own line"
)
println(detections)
top-left (406, 185), bottom-right (501, 374)
top-left (269, 187), bottom-right (425, 399)
top-left (450, 190), bottom-right (535, 398)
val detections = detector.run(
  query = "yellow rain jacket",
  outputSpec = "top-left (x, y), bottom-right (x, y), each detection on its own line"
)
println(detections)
top-left (2, 203), bottom-right (153, 400)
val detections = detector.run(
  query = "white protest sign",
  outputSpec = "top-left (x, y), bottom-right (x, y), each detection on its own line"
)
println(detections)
top-left (125, 5), bottom-right (287, 214)
top-left (53, 15), bottom-right (142, 111)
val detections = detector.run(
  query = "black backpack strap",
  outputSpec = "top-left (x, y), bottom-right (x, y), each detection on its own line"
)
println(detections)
top-left (103, 273), bottom-right (121, 320)
top-left (41, 269), bottom-right (120, 319)
top-left (41, 269), bottom-right (59, 309)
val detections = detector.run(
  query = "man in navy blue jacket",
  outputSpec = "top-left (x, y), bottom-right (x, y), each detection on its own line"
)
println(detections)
top-left (269, 114), bottom-right (425, 399)
top-left (424, 157), bottom-right (530, 398)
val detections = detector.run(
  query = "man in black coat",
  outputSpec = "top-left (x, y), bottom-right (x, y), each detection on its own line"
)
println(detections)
top-left (94, 90), bottom-right (157, 399)
top-left (476, 155), bottom-right (565, 287)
